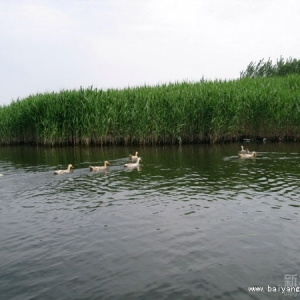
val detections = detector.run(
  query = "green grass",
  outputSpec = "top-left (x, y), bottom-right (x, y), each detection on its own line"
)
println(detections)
top-left (1, 75), bottom-right (300, 146)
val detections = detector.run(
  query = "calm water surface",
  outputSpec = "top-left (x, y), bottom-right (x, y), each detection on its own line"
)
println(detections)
top-left (0, 143), bottom-right (300, 300)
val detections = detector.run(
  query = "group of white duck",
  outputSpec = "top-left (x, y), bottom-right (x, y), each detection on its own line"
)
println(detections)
top-left (238, 146), bottom-right (257, 158)
top-left (53, 151), bottom-right (142, 175)
top-left (0, 147), bottom-right (257, 177)
top-left (53, 147), bottom-right (256, 175)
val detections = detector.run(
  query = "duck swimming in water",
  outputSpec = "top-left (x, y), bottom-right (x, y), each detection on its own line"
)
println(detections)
top-left (54, 164), bottom-right (74, 175)
top-left (129, 151), bottom-right (139, 161)
top-left (238, 151), bottom-right (257, 159)
top-left (89, 161), bottom-right (110, 171)
top-left (239, 145), bottom-right (251, 154)
top-left (240, 145), bottom-right (246, 154)
top-left (124, 157), bottom-right (142, 168)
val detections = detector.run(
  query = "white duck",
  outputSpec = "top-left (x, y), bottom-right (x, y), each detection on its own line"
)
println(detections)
top-left (54, 164), bottom-right (74, 175)
top-left (90, 161), bottom-right (110, 171)
top-left (238, 151), bottom-right (257, 159)
top-left (239, 145), bottom-right (250, 154)
top-left (124, 157), bottom-right (142, 168)
top-left (0, 174), bottom-right (3, 177)
top-left (129, 151), bottom-right (139, 160)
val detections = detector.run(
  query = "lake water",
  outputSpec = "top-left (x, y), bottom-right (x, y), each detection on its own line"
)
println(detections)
top-left (0, 143), bottom-right (300, 300)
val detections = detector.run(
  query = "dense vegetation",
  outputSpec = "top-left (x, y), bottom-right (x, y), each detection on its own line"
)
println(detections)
top-left (240, 56), bottom-right (300, 78)
top-left (1, 68), bottom-right (300, 146)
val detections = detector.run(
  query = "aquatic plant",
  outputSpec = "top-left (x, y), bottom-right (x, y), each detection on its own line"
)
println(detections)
top-left (0, 75), bottom-right (300, 146)
top-left (240, 56), bottom-right (300, 78)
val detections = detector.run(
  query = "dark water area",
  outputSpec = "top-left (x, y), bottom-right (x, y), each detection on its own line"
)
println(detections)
top-left (1, 143), bottom-right (300, 299)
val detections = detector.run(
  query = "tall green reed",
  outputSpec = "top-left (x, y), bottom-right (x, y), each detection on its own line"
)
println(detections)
top-left (0, 75), bottom-right (300, 146)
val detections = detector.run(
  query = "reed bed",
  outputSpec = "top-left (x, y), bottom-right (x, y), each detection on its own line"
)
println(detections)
top-left (0, 75), bottom-right (300, 146)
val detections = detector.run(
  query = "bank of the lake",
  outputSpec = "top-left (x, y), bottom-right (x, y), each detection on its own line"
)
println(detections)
top-left (0, 75), bottom-right (300, 146)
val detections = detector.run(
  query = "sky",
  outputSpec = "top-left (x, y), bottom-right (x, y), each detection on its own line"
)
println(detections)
top-left (0, 0), bottom-right (299, 106)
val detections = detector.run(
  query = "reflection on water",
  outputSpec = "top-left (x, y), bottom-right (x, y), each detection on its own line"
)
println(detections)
top-left (1, 143), bottom-right (300, 299)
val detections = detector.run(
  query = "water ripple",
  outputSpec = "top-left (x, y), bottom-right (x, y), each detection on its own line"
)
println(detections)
top-left (1, 144), bottom-right (300, 299)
